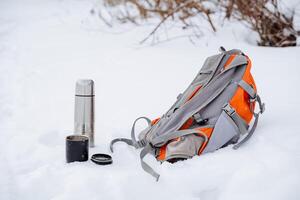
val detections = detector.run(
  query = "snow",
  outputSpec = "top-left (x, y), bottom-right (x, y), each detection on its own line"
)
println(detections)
top-left (0, 0), bottom-right (300, 199)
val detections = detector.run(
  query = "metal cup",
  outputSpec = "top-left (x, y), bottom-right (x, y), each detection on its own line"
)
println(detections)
top-left (66, 135), bottom-right (89, 163)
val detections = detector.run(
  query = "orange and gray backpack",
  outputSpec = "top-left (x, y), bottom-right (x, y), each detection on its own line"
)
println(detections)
top-left (110, 47), bottom-right (265, 180)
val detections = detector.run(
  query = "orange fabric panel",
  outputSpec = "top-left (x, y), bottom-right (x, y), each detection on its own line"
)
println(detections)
top-left (229, 57), bottom-right (256, 124)
top-left (196, 127), bottom-right (213, 155)
top-left (157, 145), bottom-right (167, 161)
top-left (179, 118), bottom-right (194, 130)
top-left (151, 117), bottom-right (160, 126)
top-left (224, 54), bottom-right (237, 69)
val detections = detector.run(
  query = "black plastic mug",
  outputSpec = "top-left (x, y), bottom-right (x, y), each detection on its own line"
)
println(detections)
top-left (66, 135), bottom-right (89, 163)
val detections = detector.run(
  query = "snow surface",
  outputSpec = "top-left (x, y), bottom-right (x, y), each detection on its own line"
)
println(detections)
top-left (0, 0), bottom-right (300, 200)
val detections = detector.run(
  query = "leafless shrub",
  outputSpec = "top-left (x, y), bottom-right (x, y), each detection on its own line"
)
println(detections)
top-left (220, 0), bottom-right (297, 47)
top-left (99, 0), bottom-right (298, 46)
top-left (99, 0), bottom-right (219, 43)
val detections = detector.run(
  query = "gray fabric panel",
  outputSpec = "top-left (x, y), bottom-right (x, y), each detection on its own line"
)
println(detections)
top-left (198, 82), bottom-right (237, 124)
top-left (203, 111), bottom-right (239, 153)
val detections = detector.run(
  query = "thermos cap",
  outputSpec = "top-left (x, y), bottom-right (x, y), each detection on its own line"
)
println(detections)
top-left (91, 154), bottom-right (113, 165)
top-left (75, 79), bottom-right (94, 96)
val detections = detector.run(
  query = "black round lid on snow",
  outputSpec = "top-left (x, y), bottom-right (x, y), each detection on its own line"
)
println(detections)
top-left (91, 154), bottom-right (113, 165)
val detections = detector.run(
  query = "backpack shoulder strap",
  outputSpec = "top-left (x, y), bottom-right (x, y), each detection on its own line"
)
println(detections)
top-left (110, 116), bottom-right (151, 152)
top-left (140, 144), bottom-right (160, 181)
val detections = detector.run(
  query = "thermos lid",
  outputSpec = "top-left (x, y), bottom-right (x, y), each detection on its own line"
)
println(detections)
top-left (75, 79), bottom-right (94, 96)
top-left (91, 154), bottom-right (113, 165)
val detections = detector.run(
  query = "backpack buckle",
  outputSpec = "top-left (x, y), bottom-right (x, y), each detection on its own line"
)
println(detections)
top-left (193, 113), bottom-right (208, 125)
top-left (249, 94), bottom-right (265, 114)
top-left (223, 104), bottom-right (236, 116)
top-left (249, 93), bottom-right (257, 103)
top-left (135, 139), bottom-right (147, 148)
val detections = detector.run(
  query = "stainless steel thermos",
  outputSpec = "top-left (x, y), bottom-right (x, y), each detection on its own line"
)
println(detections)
top-left (74, 79), bottom-right (95, 147)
